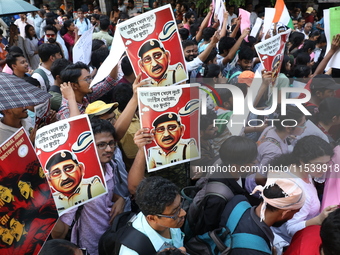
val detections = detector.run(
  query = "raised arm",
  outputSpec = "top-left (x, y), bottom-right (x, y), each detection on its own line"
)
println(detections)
top-left (114, 74), bottom-right (148, 141)
top-left (127, 128), bottom-right (153, 195)
top-left (196, 5), bottom-right (213, 42)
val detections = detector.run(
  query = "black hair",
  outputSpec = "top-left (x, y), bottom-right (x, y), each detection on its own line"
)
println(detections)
top-left (91, 118), bottom-right (117, 140)
top-left (25, 24), bottom-right (37, 40)
top-left (200, 109), bottom-right (217, 131)
top-left (317, 33), bottom-right (327, 45)
top-left (77, 8), bottom-right (84, 13)
top-left (205, 64), bottom-right (221, 78)
top-left (320, 208), bottom-right (340, 255)
top-left (185, 11), bottom-right (195, 20)
top-left (289, 32), bottom-right (305, 53)
top-left (91, 14), bottom-right (100, 21)
top-left (297, 17), bottom-right (305, 23)
top-left (218, 36), bottom-right (236, 54)
top-left (112, 83), bottom-right (133, 112)
top-left (6, 52), bottom-right (25, 70)
top-left (202, 27), bottom-right (216, 42)
top-left (39, 239), bottom-right (79, 255)
top-left (215, 87), bottom-right (232, 104)
top-left (263, 184), bottom-right (286, 211)
top-left (121, 56), bottom-right (134, 76)
top-left (44, 24), bottom-right (58, 34)
top-left (43, 4), bottom-right (50, 9)
top-left (219, 136), bottom-right (258, 165)
top-left (91, 47), bottom-right (110, 69)
top-left (58, 8), bottom-right (65, 15)
top-left (135, 176), bottom-right (179, 216)
top-left (60, 20), bottom-right (73, 36)
top-left (270, 135), bottom-right (333, 166)
top-left (45, 12), bottom-right (55, 19)
top-left (94, 6), bottom-right (101, 11)
top-left (294, 40), bottom-right (316, 58)
top-left (181, 3), bottom-right (189, 12)
top-left (182, 39), bottom-right (196, 49)
top-left (38, 43), bottom-right (61, 62)
top-left (241, 36), bottom-right (257, 49)
top-left (280, 55), bottom-right (291, 75)
top-left (50, 58), bottom-right (71, 80)
top-left (46, 17), bottom-right (56, 26)
top-left (293, 65), bottom-right (311, 78)
top-left (314, 97), bottom-right (340, 125)
top-left (204, 48), bottom-right (217, 64)
top-left (99, 16), bottom-right (110, 30)
top-left (92, 39), bottom-right (106, 51)
top-left (273, 105), bottom-right (305, 131)
top-left (7, 46), bottom-right (23, 54)
top-left (190, 23), bottom-right (200, 37)
top-left (179, 28), bottom-right (189, 40)
top-left (238, 46), bottom-right (254, 61)
top-left (60, 62), bottom-right (90, 83)
top-left (309, 30), bottom-right (320, 40)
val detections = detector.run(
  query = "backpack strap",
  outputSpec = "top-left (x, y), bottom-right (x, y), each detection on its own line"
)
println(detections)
top-left (205, 182), bottom-right (234, 201)
top-left (33, 68), bottom-right (50, 90)
top-left (119, 225), bottom-right (156, 255)
top-left (231, 233), bottom-right (271, 254)
top-left (226, 201), bottom-right (251, 233)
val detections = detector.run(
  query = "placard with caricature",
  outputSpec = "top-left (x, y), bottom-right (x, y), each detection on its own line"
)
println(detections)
top-left (116, 4), bottom-right (188, 86)
top-left (255, 29), bottom-right (290, 85)
top-left (138, 84), bottom-right (200, 172)
top-left (35, 115), bottom-right (107, 216)
top-left (0, 128), bottom-right (58, 255)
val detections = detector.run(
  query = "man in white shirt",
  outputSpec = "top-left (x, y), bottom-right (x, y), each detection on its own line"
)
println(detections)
top-left (118, 0), bottom-right (127, 13)
top-left (74, 8), bottom-right (91, 35)
top-left (32, 44), bottom-right (62, 92)
top-left (14, 14), bottom-right (34, 38)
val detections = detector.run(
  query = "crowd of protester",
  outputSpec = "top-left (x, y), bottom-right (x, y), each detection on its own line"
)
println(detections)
top-left (1, 1), bottom-right (340, 255)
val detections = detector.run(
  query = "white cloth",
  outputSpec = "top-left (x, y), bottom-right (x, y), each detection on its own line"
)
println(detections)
top-left (32, 65), bottom-right (55, 92)
top-left (14, 18), bottom-right (34, 38)
top-left (185, 57), bottom-right (203, 72)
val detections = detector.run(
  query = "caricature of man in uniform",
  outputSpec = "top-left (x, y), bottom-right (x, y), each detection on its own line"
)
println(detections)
top-left (148, 113), bottom-right (199, 168)
top-left (138, 39), bottom-right (187, 86)
top-left (45, 150), bottom-right (105, 212)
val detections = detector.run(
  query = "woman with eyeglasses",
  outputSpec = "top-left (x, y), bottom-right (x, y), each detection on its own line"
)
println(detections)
top-left (269, 135), bottom-right (338, 252)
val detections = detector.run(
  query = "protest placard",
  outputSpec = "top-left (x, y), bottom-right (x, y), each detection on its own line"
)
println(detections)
top-left (73, 27), bottom-right (94, 64)
top-left (239, 8), bottom-right (250, 42)
top-left (324, 8), bottom-right (340, 70)
top-left (35, 115), bottom-right (107, 216)
top-left (0, 128), bottom-right (58, 255)
top-left (255, 29), bottom-right (290, 85)
top-left (138, 84), bottom-right (200, 172)
top-left (116, 4), bottom-right (188, 86)
top-left (34, 100), bottom-right (50, 127)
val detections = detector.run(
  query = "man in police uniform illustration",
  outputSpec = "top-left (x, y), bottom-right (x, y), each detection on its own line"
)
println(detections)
top-left (45, 150), bottom-right (106, 212)
top-left (148, 112), bottom-right (199, 169)
top-left (138, 39), bottom-right (187, 86)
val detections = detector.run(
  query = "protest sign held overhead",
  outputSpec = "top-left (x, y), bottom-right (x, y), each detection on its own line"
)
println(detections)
top-left (117, 4), bottom-right (188, 86)
top-left (35, 115), bottom-right (107, 216)
top-left (138, 84), bottom-right (200, 172)
top-left (73, 27), bottom-right (94, 64)
top-left (255, 29), bottom-right (290, 85)
top-left (0, 128), bottom-right (58, 255)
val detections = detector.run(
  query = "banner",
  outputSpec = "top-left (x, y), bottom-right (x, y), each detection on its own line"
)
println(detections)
top-left (35, 115), bottom-right (107, 216)
top-left (255, 29), bottom-right (290, 85)
top-left (138, 84), bottom-right (200, 172)
top-left (73, 27), bottom-right (94, 64)
top-left (324, 8), bottom-right (340, 70)
top-left (116, 5), bottom-right (188, 86)
top-left (0, 128), bottom-right (58, 255)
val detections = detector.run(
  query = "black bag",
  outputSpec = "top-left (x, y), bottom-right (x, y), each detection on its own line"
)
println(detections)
top-left (98, 211), bottom-right (156, 255)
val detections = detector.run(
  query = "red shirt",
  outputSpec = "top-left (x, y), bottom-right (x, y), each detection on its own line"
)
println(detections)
top-left (284, 225), bottom-right (321, 255)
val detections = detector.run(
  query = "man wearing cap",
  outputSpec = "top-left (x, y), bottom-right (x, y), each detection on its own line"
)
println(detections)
top-left (219, 173), bottom-right (305, 255)
top-left (45, 150), bottom-right (106, 212)
top-left (148, 112), bottom-right (199, 169)
top-left (138, 39), bottom-right (187, 86)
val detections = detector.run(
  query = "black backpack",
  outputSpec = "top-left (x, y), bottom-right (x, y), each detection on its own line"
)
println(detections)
top-left (98, 211), bottom-right (156, 255)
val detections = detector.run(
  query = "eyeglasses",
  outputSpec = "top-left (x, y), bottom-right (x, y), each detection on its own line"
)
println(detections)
top-left (79, 76), bottom-right (93, 83)
top-left (49, 163), bottom-right (78, 179)
top-left (142, 51), bottom-right (165, 65)
top-left (45, 34), bottom-right (56, 38)
top-left (96, 140), bottom-right (116, 150)
top-left (156, 197), bottom-right (184, 220)
top-left (155, 124), bottom-right (180, 134)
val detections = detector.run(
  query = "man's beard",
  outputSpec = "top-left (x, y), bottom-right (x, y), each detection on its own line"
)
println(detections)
top-left (48, 38), bottom-right (56, 43)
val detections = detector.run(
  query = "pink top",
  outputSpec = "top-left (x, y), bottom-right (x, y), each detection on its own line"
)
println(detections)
top-left (2, 64), bottom-right (13, 74)
top-left (63, 32), bottom-right (75, 61)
